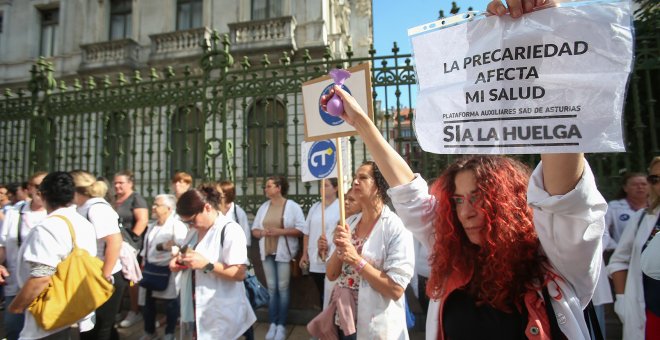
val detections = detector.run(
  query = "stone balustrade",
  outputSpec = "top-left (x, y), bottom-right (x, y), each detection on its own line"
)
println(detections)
top-left (149, 27), bottom-right (211, 61)
top-left (228, 16), bottom-right (297, 52)
top-left (79, 39), bottom-right (140, 71)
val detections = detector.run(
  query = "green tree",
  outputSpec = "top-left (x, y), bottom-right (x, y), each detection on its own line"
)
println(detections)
top-left (635, 0), bottom-right (659, 33)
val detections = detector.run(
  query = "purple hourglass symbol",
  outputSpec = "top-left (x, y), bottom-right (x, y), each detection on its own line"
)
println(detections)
top-left (325, 69), bottom-right (351, 116)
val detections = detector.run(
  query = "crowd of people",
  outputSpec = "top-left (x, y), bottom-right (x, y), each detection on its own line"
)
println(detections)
top-left (0, 1), bottom-right (657, 340)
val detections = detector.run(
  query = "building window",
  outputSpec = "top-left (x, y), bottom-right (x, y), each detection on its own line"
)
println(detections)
top-left (0, 12), bottom-right (4, 33)
top-left (171, 106), bottom-right (206, 178)
top-left (103, 112), bottom-right (132, 178)
top-left (177, 0), bottom-right (203, 30)
top-left (247, 98), bottom-right (286, 177)
top-left (251, 0), bottom-right (283, 20)
top-left (39, 8), bottom-right (59, 57)
top-left (110, 0), bottom-right (132, 40)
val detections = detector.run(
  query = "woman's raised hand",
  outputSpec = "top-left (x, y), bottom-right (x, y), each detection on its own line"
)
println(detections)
top-left (486, 0), bottom-right (554, 18)
top-left (333, 85), bottom-right (369, 126)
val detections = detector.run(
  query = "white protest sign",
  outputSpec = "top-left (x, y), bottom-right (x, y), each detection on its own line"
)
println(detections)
top-left (300, 138), bottom-right (351, 182)
top-left (408, 1), bottom-right (633, 154)
top-left (302, 63), bottom-right (374, 142)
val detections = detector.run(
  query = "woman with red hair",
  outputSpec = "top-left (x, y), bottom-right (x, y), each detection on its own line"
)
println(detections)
top-left (332, 94), bottom-right (606, 339)
top-left (327, 9), bottom-right (608, 335)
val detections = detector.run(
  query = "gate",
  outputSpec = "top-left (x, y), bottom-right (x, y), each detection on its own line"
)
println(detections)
top-left (0, 31), bottom-right (658, 213)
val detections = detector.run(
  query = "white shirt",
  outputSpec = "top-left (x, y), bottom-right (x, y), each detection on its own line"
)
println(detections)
top-left (641, 228), bottom-right (660, 280)
top-left (605, 198), bottom-right (642, 249)
top-left (221, 202), bottom-right (251, 246)
top-left (17, 206), bottom-right (98, 340)
top-left (0, 202), bottom-right (47, 296)
top-left (388, 161), bottom-right (607, 340)
top-left (180, 215), bottom-right (256, 339)
top-left (77, 198), bottom-right (123, 275)
top-left (303, 199), bottom-right (340, 273)
top-left (139, 214), bottom-right (188, 299)
top-left (252, 199), bottom-right (306, 262)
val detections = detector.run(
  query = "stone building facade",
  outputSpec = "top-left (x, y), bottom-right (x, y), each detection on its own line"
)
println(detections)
top-left (0, 0), bottom-right (373, 86)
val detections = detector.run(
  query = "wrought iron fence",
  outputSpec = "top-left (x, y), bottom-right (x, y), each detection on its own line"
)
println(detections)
top-left (0, 30), bottom-right (658, 215)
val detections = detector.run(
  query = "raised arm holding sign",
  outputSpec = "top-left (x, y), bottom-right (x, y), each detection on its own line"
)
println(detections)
top-left (408, 0), bottom-right (633, 154)
top-left (320, 1), bottom-right (619, 338)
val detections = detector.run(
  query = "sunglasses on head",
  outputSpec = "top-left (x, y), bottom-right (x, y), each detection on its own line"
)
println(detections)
top-left (649, 175), bottom-right (660, 185)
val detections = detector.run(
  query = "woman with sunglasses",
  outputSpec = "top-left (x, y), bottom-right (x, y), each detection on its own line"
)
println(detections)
top-left (172, 184), bottom-right (256, 339)
top-left (609, 156), bottom-right (660, 340)
top-left (325, 64), bottom-right (607, 339)
top-left (309, 161), bottom-right (414, 339)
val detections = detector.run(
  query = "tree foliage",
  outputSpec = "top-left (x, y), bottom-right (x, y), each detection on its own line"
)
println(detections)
top-left (635, 0), bottom-right (659, 31)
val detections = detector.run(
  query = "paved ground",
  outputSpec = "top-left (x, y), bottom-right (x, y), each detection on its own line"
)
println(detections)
top-left (111, 312), bottom-right (426, 340)
top-left (0, 305), bottom-right (621, 339)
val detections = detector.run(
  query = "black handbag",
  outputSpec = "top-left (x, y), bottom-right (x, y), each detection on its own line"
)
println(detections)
top-left (139, 228), bottom-right (171, 291)
top-left (139, 262), bottom-right (170, 291)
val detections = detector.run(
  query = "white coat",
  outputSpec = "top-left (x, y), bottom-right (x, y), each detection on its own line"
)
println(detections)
top-left (388, 161), bottom-right (606, 340)
top-left (607, 207), bottom-right (659, 340)
top-left (139, 214), bottom-right (188, 300)
top-left (252, 199), bottom-right (306, 261)
top-left (179, 215), bottom-right (256, 340)
top-left (303, 199), bottom-right (340, 273)
top-left (329, 205), bottom-right (415, 340)
top-left (592, 226), bottom-right (613, 306)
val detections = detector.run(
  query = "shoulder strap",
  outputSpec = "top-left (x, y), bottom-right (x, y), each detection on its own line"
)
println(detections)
top-left (280, 199), bottom-right (294, 257)
top-left (219, 221), bottom-right (232, 248)
top-left (50, 214), bottom-right (78, 249)
top-left (86, 201), bottom-right (112, 221)
top-left (542, 286), bottom-right (563, 340)
top-left (219, 221), bottom-right (252, 271)
top-left (637, 211), bottom-right (648, 232)
top-left (280, 199), bottom-right (287, 224)
top-left (583, 300), bottom-right (604, 340)
top-left (17, 203), bottom-right (27, 247)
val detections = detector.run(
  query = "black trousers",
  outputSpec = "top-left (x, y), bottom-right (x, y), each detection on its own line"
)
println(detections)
top-left (79, 272), bottom-right (128, 340)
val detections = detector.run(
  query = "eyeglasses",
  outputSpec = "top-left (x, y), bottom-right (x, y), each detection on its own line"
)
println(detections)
top-left (353, 174), bottom-right (373, 182)
top-left (181, 213), bottom-right (198, 226)
top-left (649, 175), bottom-right (660, 185)
top-left (451, 192), bottom-right (482, 208)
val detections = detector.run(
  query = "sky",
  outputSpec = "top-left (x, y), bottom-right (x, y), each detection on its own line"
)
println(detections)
top-left (373, 0), bottom-right (492, 55)
top-left (371, 1), bottom-right (491, 111)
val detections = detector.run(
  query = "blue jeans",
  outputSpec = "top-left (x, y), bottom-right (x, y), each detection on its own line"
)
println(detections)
top-left (142, 291), bottom-right (179, 335)
top-left (4, 295), bottom-right (24, 340)
top-left (262, 255), bottom-right (291, 326)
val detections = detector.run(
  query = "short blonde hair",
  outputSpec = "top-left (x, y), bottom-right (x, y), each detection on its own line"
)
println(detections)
top-left (70, 170), bottom-right (108, 198)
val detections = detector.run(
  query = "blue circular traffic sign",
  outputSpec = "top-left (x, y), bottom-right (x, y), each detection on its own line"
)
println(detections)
top-left (308, 140), bottom-right (337, 178)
